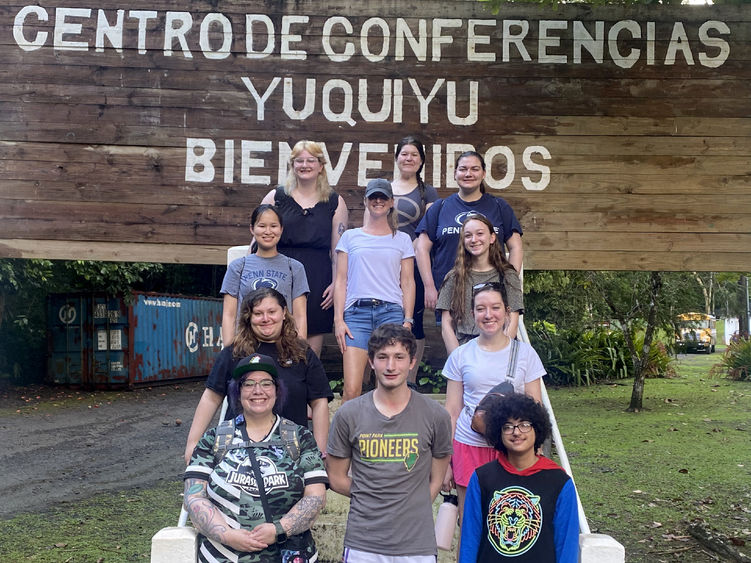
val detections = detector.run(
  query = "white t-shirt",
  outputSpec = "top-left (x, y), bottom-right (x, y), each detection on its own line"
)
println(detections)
top-left (442, 338), bottom-right (546, 447)
top-left (336, 228), bottom-right (415, 309)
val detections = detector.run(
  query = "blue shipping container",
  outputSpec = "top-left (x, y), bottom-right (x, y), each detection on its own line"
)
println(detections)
top-left (48, 292), bottom-right (222, 388)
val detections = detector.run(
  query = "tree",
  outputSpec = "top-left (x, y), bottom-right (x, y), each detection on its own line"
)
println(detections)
top-left (524, 270), bottom-right (702, 410)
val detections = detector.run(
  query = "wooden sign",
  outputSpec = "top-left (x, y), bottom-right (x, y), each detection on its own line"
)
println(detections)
top-left (1, 1), bottom-right (749, 271)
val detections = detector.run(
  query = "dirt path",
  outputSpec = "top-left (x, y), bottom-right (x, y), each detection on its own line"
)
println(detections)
top-left (0, 381), bottom-right (208, 518)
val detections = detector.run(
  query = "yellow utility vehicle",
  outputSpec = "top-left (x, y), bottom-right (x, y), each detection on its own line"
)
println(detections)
top-left (675, 313), bottom-right (716, 354)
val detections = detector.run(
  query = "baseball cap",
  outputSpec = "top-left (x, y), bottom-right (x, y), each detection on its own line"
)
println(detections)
top-left (233, 353), bottom-right (279, 380)
top-left (365, 178), bottom-right (393, 199)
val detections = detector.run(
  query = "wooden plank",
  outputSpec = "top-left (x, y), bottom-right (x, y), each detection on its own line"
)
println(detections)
top-left (1, 238), bottom-right (748, 272)
top-left (0, 1), bottom-right (749, 271)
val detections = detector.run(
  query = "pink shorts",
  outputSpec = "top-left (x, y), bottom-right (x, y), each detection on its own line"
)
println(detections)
top-left (452, 439), bottom-right (500, 487)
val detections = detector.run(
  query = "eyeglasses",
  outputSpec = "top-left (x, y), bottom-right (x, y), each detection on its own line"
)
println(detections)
top-left (241, 379), bottom-right (275, 390)
top-left (501, 421), bottom-right (534, 434)
top-left (367, 193), bottom-right (390, 201)
top-left (293, 158), bottom-right (319, 166)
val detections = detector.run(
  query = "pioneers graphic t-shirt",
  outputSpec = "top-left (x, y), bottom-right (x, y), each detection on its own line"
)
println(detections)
top-left (327, 391), bottom-right (453, 556)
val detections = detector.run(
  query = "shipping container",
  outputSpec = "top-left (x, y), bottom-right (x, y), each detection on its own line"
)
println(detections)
top-left (48, 292), bottom-right (222, 388)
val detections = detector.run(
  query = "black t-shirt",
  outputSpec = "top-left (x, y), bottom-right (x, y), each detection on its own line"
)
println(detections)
top-left (205, 342), bottom-right (332, 427)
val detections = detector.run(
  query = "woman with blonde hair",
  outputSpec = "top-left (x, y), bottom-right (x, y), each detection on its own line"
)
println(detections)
top-left (334, 179), bottom-right (415, 401)
top-left (261, 140), bottom-right (349, 356)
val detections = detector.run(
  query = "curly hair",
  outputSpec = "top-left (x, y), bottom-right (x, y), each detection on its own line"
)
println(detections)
top-left (232, 288), bottom-right (308, 365)
top-left (285, 140), bottom-right (333, 202)
top-left (484, 393), bottom-right (552, 454)
top-left (443, 215), bottom-right (517, 331)
top-left (367, 323), bottom-right (417, 360)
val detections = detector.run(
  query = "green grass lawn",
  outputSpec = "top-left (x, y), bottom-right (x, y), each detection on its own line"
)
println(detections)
top-left (1, 351), bottom-right (749, 562)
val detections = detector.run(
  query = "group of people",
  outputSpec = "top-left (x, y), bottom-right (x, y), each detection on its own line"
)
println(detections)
top-left (182, 138), bottom-right (580, 562)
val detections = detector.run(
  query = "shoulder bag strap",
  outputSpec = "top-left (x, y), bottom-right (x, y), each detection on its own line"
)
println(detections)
top-left (506, 339), bottom-right (519, 380)
top-left (247, 447), bottom-right (274, 523)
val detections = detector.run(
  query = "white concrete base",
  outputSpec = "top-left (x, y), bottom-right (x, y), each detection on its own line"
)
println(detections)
top-left (227, 245), bottom-right (249, 265)
top-left (579, 533), bottom-right (625, 563)
top-left (151, 526), bottom-right (198, 563)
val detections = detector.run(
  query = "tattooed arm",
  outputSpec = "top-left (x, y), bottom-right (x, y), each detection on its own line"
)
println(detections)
top-left (248, 483), bottom-right (327, 544)
top-left (184, 478), bottom-right (269, 552)
top-left (281, 483), bottom-right (327, 535)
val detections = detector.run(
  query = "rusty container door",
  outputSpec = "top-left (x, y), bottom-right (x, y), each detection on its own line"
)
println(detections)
top-left (128, 293), bottom-right (223, 385)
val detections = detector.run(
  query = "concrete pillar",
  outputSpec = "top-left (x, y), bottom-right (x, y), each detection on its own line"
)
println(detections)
top-left (579, 533), bottom-right (625, 563)
top-left (151, 526), bottom-right (198, 563)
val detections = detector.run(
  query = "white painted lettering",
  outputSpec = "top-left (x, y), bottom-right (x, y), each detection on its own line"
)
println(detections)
top-left (522, 146), bottom-right (551, 191)
top-left (240, 141), bottom-right (272, 184)
top-left (361, 17), bottom-right (390, 62)
top-left (358, 79), bottom-right (392, 122)
top-left (200, 13), bottom-right (232, 60)
top-left (241, 76), bottom-right (282, 120)
top-left (224, 140), bottom-right (234, 183)
top-left (467, 19), bottom-right (495, 62)
top-left (322, 79), bottom-right (356, 126)
top-left (283, 77), bottom-right (316, 120)
top-left (54, 8), bottom-right (91, 51)
top-left (408, 78), bottom-right (445, 124)
top-left (538, 20), bottom-right (568, 63)
top-left (432, 19), bottom-right (462, 61)
top-left (395, 18), bottom-right (427, 61)
top-left (503, 20), bottom-right (531, 62)
top-left (698, 21), bottom-right (730, 68)
top-left (665, 22), bottom-right (694, 66)
top-left (281, 15), bottom-right (308, 60)
top-left (14, 6), bottom-right (48, 51)
top-left (95, 9), bottom-right (123, 53)
top-left (164, 12), bottom-right (193, 58)
top-left (245, 15), bottom-right (274, 58)
top-left (128, 10), bottom-right (157, 54)
top-left (321, 143), bottom-right (353, 185)
top-left (322, 17), bottom-right (354, 62)
top-left (446, 81), bottom-right (478, 126)
top-left (358, 143), bottom-right (388, 185)
top-left (608, 20), bottom-right (640, 69)
top-left (573, 21), bottom-right (603, 64)
top-left (484, 146), bottom-right (515, 190)
top-left (185, 138), bottom-right (216, 182)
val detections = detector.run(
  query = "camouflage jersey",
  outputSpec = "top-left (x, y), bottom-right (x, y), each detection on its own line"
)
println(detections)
top-left (184, 414), bottom-right (328, 563)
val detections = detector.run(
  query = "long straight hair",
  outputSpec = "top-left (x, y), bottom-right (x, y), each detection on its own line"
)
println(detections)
top-left (444, 215), bottom-right (517, 330)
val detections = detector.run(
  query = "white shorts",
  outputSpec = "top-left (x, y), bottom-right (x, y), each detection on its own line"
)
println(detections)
top-left (342, 547), bottom-right (436, 563)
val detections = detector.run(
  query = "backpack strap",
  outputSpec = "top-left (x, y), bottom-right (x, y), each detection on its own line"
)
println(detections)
top-left (279, 417), bottom-right (301, 462)
top-left (212, 417), bottom-right (237, 465)
top-left (213, 416), bottom-right (301, 464)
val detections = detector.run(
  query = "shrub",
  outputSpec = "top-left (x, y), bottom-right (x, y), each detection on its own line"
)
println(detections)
top-left (527, 322), bottom-right (676, 385)
top-left (711, 337), bottom-right (751, 381)
top-left (528, 322), bottom-right (630, 386)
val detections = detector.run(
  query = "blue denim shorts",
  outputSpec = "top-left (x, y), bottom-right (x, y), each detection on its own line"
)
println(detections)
top-left (344, 301), bottom-right (404, 350)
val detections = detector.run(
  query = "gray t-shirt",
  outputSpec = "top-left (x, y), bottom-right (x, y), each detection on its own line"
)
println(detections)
top-left (220, 253), bottom-right (309, 317)
top-left (327, 390), bottom-right (453, 556)
top-left (436, 268), bottom-right (524, 337)
top-left (394, 184), bottom-right (438, 240)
